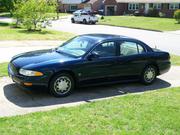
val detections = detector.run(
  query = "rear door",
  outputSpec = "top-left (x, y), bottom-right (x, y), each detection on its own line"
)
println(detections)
top-left (115, 40), bottom-right (148, 79)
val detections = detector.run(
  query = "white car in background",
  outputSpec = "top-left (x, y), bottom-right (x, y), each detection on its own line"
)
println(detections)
top-left (71, 10), bottom-right (98, 24)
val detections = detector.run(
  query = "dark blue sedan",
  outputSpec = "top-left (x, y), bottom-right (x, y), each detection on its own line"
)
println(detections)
top-left (8, 34), bottom-right (171, 97)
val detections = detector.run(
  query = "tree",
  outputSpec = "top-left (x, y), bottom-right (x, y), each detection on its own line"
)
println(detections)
top-left (174, 10), bottom-right (180, 24)
top-left (14, 0), bottom-right (57, 31)
top-left (0, 0), bottom-right (16, 15)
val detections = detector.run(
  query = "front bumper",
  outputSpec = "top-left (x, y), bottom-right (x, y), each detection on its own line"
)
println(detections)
top-left (8, 64), bottom-right (49, 87)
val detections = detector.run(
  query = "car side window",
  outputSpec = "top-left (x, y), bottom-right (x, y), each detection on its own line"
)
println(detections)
top-left (92, 42), bottom-right (116, 57)
top-left (120, 41), bottom-right (145, 56)
top-left (137, 44), bottom-right (145, 54)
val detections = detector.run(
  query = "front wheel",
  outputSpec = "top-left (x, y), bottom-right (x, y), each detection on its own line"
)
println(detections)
top-left (71, 18), bottom-right (75, 23)
top-left (49, 73), bottom-right (74, 97)
top-left (141, 65), bottom-right (157, 85)
top-left (83, 19), bottom-right (87, 24)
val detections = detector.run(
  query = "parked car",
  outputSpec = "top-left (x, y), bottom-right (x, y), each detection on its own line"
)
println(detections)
top-left (71, 10), bottom-right (98, 24)
top-left (8, 34), bottom-right (171, 97)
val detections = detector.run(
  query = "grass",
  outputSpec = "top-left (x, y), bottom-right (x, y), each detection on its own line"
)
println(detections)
top-left (0, 62), bottom-right (8, 77)
top-left (171, 55), bottom-right (180, 66)
top-left (0, 87), bottom-right (180, 134)
top-left (99, 16), bottom-right (180, 31)
top-left (0, 12), bottom-right (11, 17)
top-left (0, 12), bottom-right (69, 18)
top-left (47, 12), bottom-right (70, 17)
top-left (0, 22), bottom-right (74, 40)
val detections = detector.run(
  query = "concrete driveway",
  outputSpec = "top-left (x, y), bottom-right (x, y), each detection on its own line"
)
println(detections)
top-left (49, 17), bottom-right (180, 55)
top-left (0, 66), bottom-right (180, 117)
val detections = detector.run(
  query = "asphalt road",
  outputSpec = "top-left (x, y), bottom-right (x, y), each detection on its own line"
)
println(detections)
top-left (49, 17), bottom-right (180, 55)
top-left (0, 66), bottom-right (180, 117)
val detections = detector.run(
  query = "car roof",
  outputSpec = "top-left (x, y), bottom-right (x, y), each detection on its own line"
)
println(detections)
top-left (80, 34), bottom-right (138, 42)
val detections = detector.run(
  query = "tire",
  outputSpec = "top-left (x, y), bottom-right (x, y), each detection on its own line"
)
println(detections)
top-left (71, 18), bottom-right (75, 23)
top-left (92, 22), bottom-right (96, 24)
top-left (83, 19), bottom-right (87, 24)
top-left (141, 65), bottom-right (157, 85)
top-left (49, 73), bottom-right (74, 97)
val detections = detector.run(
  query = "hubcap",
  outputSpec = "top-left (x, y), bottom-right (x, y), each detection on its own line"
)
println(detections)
top-left (54, 76), bottom-right (71, 94)
top-left (144, 67), bottom-right (156, 83)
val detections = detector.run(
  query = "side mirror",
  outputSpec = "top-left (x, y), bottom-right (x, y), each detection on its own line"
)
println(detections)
top-left (87, 52), bottom-right (100, 60)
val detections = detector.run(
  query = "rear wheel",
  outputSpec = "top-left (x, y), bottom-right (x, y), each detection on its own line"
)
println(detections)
top-left (49, 73), bottom-right (74, 97)
top-left (141, 65), bottom-right (157, 85)
top-left (83, 19), bottom-right (87, 24)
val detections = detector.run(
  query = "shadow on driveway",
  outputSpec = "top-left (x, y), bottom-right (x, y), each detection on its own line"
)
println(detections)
top-left (3, 78), bottom-right (171, 108)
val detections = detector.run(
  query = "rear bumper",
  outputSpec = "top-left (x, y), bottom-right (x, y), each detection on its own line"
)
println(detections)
top-left (8, 64), bottom-right (49, 87)
top-left (158, 61), bottom-right (171, 75)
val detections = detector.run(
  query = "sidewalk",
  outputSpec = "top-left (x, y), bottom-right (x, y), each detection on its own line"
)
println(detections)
top-left (0, 40), bottom-right (63, 63)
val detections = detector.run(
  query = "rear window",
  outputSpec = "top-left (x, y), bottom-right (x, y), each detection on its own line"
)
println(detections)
top-left (120, 41), bottom-right (145, 56)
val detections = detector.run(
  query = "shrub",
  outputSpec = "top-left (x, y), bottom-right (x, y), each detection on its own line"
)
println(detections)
top-left (174, 10), bottom-right (180, 23)
top-left (134, 11), bottom-right (141, 16)
top-left (159, 12), bottom-right (166, 18)
top-left (101, 16), bottom-right (104, 20)
top-left (147, 8), bottom-right (159, 17)
top-left (13, 0), bottom-right (57, 31)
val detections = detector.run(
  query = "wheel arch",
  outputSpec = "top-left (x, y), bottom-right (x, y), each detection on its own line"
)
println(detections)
top-left (48, 69), bottom-right (77, 88)
top-left (144, 62), bottom-right (160, 75)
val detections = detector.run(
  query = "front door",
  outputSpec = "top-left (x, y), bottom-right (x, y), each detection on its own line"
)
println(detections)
top-left (107, 6), bottom-right (115, 15)
top-left (78, 41), bottom-right (118, 85)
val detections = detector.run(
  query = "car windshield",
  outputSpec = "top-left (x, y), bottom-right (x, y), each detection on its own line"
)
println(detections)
top-left (57, 36), bottom-right (97, 57)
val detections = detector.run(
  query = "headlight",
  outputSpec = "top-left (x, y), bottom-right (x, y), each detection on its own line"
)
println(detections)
top-left (19, 69), bottom-right (43, 76)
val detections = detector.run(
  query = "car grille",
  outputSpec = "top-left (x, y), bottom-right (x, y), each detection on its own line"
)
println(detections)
top-left (9, 63), bottom-right (19, 75)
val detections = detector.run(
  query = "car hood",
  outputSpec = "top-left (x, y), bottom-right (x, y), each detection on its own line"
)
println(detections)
top-left (11, 49), bottom-right (76, 68)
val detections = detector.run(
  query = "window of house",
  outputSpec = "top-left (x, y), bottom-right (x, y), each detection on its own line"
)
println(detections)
top-left (153, 3), bottom-right (162, 9)
top-left (120, 41), bottom-right (145, 56)
top-left (70, 5), bottom-right (78, 11)
top-left (169, 3), bottom-right (179, 10)
top-left (128, 3), bottom-right (139, 10)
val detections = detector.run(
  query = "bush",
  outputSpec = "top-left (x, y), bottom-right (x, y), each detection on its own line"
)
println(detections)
top-left (13, 0), bottom-right (57, 31)
top-left (134, 11), bottom-right (141, 16)
top-left (174, 10), bottom-right (180, 23)
top-left (159, 12), bottom-right (166, 18)
top-left (147, 8), bottom-right (159, 17)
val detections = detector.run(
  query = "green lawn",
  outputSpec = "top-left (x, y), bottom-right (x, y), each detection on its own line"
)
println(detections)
top-left (0, 22), bottom-right (74, 40)
top-left (46, 12), bottom-right (71, 17)
top-left (99, 16), bottom-right (180, 31)
top-left (0, 62), bottom-right (8, 77)
top-left (0, 87), bottom-right (180, 134)
top-left (0, 12), bottom-right (69, 18)
top-left (171, 55), bottom-right (180, 66)
top-left (0, 12), bottom-right (11, 17)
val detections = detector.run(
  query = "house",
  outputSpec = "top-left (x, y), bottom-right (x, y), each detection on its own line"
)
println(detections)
top-left (104, 0), bottom-right (180, 17)
top-left (58, 0), bottom-right (104, 12)
top-left (58, 0), bottom-right (86, 12)
top-left (58, 0), bottom-right (180, 17)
